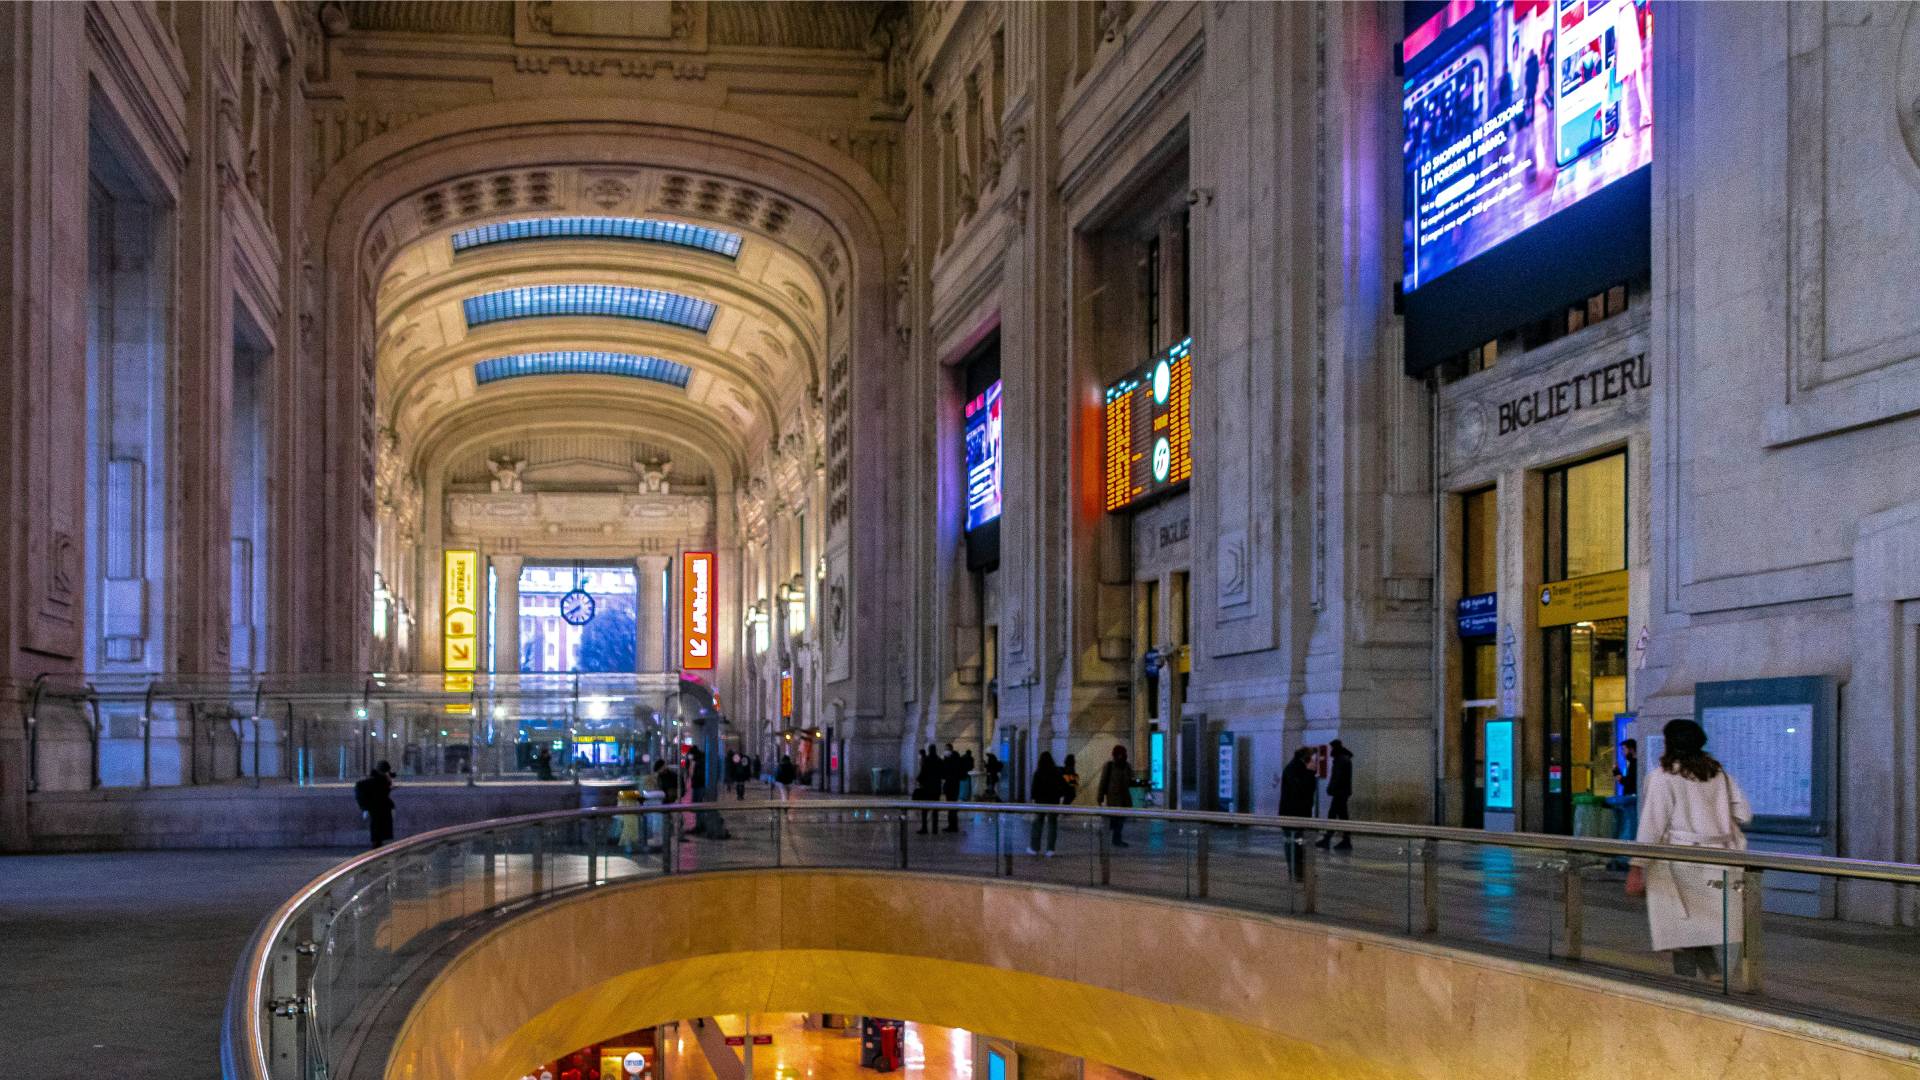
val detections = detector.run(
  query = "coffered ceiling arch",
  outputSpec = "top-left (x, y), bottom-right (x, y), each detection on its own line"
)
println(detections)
top-left (410, 387), bottom-right (751, 491)
top-left (383, 323), bottom-right (782, 452)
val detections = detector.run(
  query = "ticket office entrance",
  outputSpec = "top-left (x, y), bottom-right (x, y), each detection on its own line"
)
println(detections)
top-left (1540, 451), bottom-right (1630, 836)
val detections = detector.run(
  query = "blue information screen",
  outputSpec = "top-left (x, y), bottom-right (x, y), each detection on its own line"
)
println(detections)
top-left (1484, 719), bottom-right (1515, 812)
top-left (1402, 0), bottom-right (1653, 291)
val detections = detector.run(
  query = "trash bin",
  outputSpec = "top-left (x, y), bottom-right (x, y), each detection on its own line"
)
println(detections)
top-left (1571, 793), bottom-right (1616, 838)
top-left (869, 766), bottom-right (897, 795)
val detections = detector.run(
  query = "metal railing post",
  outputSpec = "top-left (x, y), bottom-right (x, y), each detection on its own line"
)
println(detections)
top-left (24, 673), bottom-right (47, 793)
top-left (998, 813), bottom-right (1012, 877)
top-left (897, 811), bottom-right (909, 870)
top-left (772, 806), bottom-right (783, 869)
top-left (1560, 859), bottom-right (1585, 961)
top-left (86, 693), bottom-right (102, 790)
top-left (466, 717), bottom-right (479, 787)
top-left (662, 814), bottom-right (677, 875)
top-left (1299, 835), bottom-right (1318, 915)
top-left (1738, 868), bottom-right (1764, 994)
top-left (1194, 828), bottom-right (1211, 900)
top-left (483, 833), bottom-right (499, 910)
top-left (1097, 819), bottom-right (1112, 886)
top-left (588, 817), bottom-right (602, 885)
top-left (187, 702), bottom-right (200, 785)
top-left (531, 826), bottom-right (547, 896)
top-left (264, 929), bottom-right (306, 1080)
top-left (1419, 838), bottom-right (1440, 934)
top-left (252, 718), bottom-right (263, 788)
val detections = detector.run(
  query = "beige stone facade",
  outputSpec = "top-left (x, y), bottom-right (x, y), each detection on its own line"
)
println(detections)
top-left (3, 1), bottom-right (1920, 895)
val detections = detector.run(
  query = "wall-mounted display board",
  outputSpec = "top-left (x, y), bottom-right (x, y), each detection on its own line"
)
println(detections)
top-left (1104, 337), bottom-right (1193, 512)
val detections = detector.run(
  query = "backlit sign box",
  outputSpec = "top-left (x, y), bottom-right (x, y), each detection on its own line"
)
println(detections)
top-left (682, 551), bottom-right (714, 670)
top-left (1103, 338), bottom-right (1193, 512)
top-left (442, 549), bottom-right (479, 673)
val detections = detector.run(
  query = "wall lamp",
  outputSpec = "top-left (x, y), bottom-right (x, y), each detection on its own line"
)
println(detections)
top-left (778, 575), bottom-right (807, 634)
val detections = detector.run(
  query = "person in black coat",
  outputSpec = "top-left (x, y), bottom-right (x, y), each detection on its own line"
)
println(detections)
top-left (1316, 739), bottom-right (1354, 851)
top-left (1278, 747), bottom-right (1318, 880)
top-left (941, 744), bottom-right (965, 832)
top-left (914, 744), bottom-right (942, 834)
top-left (354, 761), bottom-right (395, 848)
top-left (1027, 752), bottom-right (1067, 855)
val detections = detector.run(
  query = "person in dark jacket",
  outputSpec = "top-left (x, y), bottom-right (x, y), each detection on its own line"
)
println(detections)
top-left (774, 754), bottom-right (798, 799)
top-left (354, 761), bottom-right (395, 848)
top-left (983, 752), bottom-right (1004, 800)
top-left (1027, 752), bottom-right (1067, 855)
top-left (914, 744), bottom-right (942, 834)
top-left (1316, 739), bottom-right (1354, 851)
top-left (653, 758), bottom-right (681, 802)
top-left (941, 743), bottom-right (965, 832)
top-left (1279, 747), bottom-right (1318, 880)
top-left (1096, 745), bottom-right (1134, 847)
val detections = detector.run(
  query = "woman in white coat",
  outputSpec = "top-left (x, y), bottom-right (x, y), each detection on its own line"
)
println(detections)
top-left (1627, 718), bottom-right (1752, 980)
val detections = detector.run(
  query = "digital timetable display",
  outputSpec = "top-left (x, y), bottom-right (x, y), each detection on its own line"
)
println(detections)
top-left (1103, 338), bottom-right (1192, 512)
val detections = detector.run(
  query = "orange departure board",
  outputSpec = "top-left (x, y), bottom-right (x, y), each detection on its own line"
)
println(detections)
top-left (1103, 338), bottom-right (1193, 512)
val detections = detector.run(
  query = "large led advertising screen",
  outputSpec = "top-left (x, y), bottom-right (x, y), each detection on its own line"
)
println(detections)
top-left (1104, 338), bottom-right (1193, 513)
top-left (964, 379), bottom-right (1003, 532)
top-left (1403, 0), bottom-right (1651, 292)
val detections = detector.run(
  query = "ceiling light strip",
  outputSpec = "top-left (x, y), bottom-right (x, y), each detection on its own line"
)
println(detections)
top-left (451, 217), bottom-right (743, 258)
top-left (472, 350), bottom-right (694, 388)
top-left (462, 284), bottom-right (717, 333)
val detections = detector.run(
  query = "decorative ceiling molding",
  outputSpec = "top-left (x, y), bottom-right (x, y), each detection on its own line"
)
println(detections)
top-left (346, 1), bottom-right (513, 38)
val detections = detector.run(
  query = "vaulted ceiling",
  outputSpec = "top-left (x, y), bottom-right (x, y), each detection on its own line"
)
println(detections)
top-left (376, 204), bottom-right (830, 495)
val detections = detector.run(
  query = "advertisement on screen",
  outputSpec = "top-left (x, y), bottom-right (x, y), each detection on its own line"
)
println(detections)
top-left (1402, 0), bottom-right (1652, 292)
top-left (1484, 719), bottom-right (1515, 811)
top-left (964, 379), bottom-right (1003, 532)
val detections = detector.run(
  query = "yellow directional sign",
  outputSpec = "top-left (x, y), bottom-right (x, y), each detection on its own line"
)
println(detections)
top-left (443, 549), bottom-right (479, 673)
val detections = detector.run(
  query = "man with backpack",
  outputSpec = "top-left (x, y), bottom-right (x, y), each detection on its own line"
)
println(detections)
top-left (354, 761), bottom-right (396, 848)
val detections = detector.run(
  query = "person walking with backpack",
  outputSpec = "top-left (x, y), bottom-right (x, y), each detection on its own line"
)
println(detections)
top-left (774, 753), bottom-right (798, 800)
top-left (354, 761), bottom-right (396, 848)
top-left (1096, 745), bottom-right (1135, 847)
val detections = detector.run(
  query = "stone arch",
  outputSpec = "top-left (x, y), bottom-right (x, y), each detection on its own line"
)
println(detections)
top-left (295, 95), bottom-right (899, 742)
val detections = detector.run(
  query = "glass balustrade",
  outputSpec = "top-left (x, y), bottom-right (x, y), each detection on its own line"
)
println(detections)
top-left (225, 801), bottom-right (1920, 1080)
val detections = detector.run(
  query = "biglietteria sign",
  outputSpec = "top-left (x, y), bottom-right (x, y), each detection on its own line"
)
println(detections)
top-left (682, 551), bottom-right (715, 670)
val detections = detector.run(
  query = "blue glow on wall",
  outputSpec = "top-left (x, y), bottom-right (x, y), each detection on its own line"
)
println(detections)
top-left (472, 351), bottom-right (693, 388)
top-left (462, 285), bottom-right (717, 332)
top-left (451, 217), bottom-right (743, 258)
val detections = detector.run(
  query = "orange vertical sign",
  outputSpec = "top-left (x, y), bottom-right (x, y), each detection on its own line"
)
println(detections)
top-left (780, 671), bottom-right (794, 718)
top-left (682, 551), bottom-right (715, 670)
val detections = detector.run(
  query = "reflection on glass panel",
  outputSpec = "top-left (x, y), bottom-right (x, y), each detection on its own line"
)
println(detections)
top-left (1462, 486), bottom-right (1498, 596)
top-left (1564, 452), bottom-right (1626, 578)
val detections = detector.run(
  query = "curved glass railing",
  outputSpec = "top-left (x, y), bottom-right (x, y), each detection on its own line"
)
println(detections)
top-left (223, 801), bottom-right (1920, 1079)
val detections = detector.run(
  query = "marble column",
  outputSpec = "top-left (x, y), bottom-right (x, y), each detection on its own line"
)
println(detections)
top-left (492, 554), bottom-right (523, 674)
top-left (636, 554), bottom-right (669, 672)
